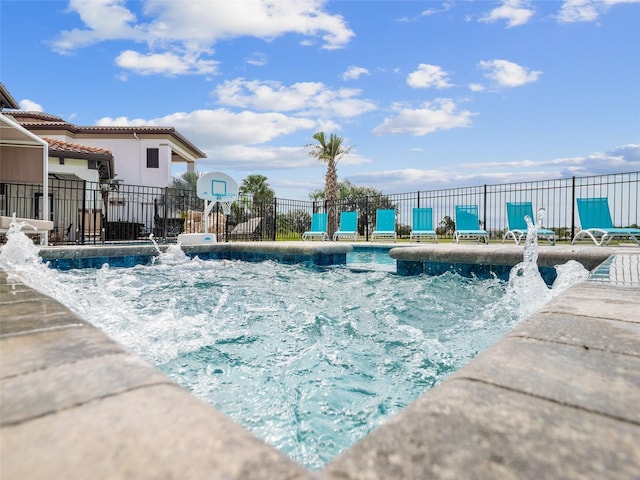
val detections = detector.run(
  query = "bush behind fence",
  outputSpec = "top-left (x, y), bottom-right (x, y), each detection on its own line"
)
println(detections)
top-left (0, 171), bottom-right (638, 244)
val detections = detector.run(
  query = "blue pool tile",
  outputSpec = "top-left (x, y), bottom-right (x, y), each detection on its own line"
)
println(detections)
top-left (425, 262), bottom-right (455, 276)
top-left (397, 260), bottom-right (424, 276)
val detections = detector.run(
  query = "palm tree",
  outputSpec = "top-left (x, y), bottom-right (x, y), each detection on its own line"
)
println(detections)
top-left (169, 171), bottom-right (202, 212)
top-left (307, 132), bottom-right (351, 237)
top-left (239, 174), bottom-right (275, 219)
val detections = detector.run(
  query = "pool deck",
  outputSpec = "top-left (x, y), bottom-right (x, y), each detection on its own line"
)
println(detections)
top-left (1, 242), bottom-right (639, 479)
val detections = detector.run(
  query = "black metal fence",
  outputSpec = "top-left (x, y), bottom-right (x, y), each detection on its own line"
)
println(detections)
top-left (1, 171), bottom-right (638, 245)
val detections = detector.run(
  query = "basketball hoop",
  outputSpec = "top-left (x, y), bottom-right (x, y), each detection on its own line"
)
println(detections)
top-left (215, 195), bottom-right (236, 216)
top-left (197, 172), bottom-right (239, 233)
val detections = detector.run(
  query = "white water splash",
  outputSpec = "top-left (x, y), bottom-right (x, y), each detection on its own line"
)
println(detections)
top-left (0, 216), bottom-right (45, 275)
top-left (153, 243), bottom-right (190, 265)
top-left (506, 208), bottom-right (588, 317)
top-left (148, 233), bottom-right (162, 254)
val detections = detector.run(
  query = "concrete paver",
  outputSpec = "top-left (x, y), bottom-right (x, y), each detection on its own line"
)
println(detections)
top-left (325, 379), bottom-right (639, 480)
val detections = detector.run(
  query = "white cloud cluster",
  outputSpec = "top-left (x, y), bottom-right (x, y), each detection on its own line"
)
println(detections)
top-left (479, 59), bottom-right (542, 87)
top-left (51, 0), bottom-right (354, 76)
top-left (479, 0), bottom-right (535, 28)
top-left (406, 64), bottom-right (453, 89)
top-left (97, 108), bottom-right (316, 148)
top-left (475, 0), bottom-right (638, 26)
top-left (115, 50), bottom-right (218, 76)
top-left (556, 0), bottom-right (640, 23)
top-left (406, 60), bottom-right (539, 92)
top-left (348, 144), bottom-right (640, 193)
top-left (212, 78), bottom-right (377, 118)
top-left (372, 98), bottom-right (475, 136)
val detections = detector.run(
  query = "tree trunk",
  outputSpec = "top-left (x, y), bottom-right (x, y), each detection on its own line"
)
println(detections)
top-left (325, 159), bottom-right (338, 237)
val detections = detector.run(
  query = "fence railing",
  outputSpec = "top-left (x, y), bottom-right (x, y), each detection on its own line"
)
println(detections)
top-left (0, 171), bottom-right (638, 245)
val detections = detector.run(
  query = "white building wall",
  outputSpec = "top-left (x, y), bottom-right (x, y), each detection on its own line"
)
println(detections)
top-left (41, 134), bottom-right (178, 188)
top-left (48, 158), bottom-right (99, 183)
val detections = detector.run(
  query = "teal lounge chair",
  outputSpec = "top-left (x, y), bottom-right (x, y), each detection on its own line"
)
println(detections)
top-left (302, 213), bottom-right (328, 241)
top-left (454, 205), bottom-right (488, 244)
top-left (409, 207), bottom-right (437, 243)
top-left (572, 197), bottom-right (640, 246)
top-left (333, 211), bottom-right (358, 241)
top-left (503, 202), bottom-right (555, 245)
top-left (371, 209), bottom-right (397, 242)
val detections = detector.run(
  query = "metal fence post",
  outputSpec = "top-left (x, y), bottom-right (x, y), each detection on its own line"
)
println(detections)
top-left (365, 195), bottom-right (370, 241)
top-left (571, 176), bottom-right (576, 241)
top-left (483, 184), bottom-right (487, 232)
top-left (163, 187), bottom-right (169, 241)
top-left (80, 180), bottom-right (86, 244)
top-left (272, 197), bottom-right (277, 241)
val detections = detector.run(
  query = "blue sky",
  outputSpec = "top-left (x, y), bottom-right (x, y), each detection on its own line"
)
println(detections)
top-left (1, 0), bottom-right (639, 200)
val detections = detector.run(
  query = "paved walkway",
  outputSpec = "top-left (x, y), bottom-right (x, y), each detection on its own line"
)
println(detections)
top-left (1, 245), bottom-right (638, 479)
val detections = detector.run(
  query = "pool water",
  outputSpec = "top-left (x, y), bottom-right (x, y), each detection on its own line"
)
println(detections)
top-left (23, 250), bottom-right (522, 469)
top-left (347, 247), bottom-right (396, 272)
top-left (0, 235), bottom-right (588, 470)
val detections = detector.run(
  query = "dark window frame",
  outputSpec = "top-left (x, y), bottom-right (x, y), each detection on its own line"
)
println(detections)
top-left (146, 148), bottom-right (159, 169)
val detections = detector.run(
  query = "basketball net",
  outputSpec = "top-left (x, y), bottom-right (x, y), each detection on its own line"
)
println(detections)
top-left (219, 201), bottom-right (233, 216)
top-left (215, 194), bottom-right (236, 216)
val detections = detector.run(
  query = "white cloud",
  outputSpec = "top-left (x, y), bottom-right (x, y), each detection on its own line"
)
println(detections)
top-left (372, 98), bottom-right (475, 136)
top-left (115, 50), bottom-right (218, 76)
top-left (468, 83), bottom-right (485, 92)
top-left (347, 144), bottom-right (640, 192)
top-left (479, 0), bottom-right (535, 27)
top-left (245, 52), bottom-right (268, 66)
top-left (51, 0), bottom-right (142, 53)
top-left (457, 144), bottom-right (640, 178)
top-left (479, 59), bottom-right (542, 87)
top-left (407, 64), bottom-right (453, 89)
top-left (197, 144), bottom-right (371, 171)
top-left (18, 99), bottom-right (44, 111)
top-left (342, 66), bottom-right (369, 81)
top-left (212, 78), bottom-right (377, 117)
top-left (97, 108), bottom-right (316, 148)
top-left (556, 0), bottom-right (640, 23)
top-left (420, 2), bottom-right (453, 17)
top-left (51, 0), bottom-right (354, 74)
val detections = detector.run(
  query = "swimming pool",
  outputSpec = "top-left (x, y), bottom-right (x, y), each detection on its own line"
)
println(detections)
top-left (347, 246), bottom-right (397, 272)
top-left (0, 233), bottom-right (588, 470)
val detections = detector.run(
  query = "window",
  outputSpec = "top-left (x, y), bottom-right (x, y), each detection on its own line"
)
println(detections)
top-left (147, 148), bottom-right (159, 168)
top-left (59, 158), bottom-right (65, 165)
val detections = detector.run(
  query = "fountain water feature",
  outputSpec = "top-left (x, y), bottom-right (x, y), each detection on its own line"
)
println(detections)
top-left (0, 216), bottom-right (44, 274)
top-left (506, 207), bottom-right (589, 317)
top-left (148, 233), bottom-right (162, 254)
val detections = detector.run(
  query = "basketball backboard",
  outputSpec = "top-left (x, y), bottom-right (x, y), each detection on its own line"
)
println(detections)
top-left (197, 172), bottom-right (239, 201)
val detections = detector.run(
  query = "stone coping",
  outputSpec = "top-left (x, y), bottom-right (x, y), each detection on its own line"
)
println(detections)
top-left (39, 241), bottom-right (353, 259)
top-left (388, 242), bottom-right (638, 270)
top-left (1, 246), bottom-right (639, 479)
top-left (36, 241), bottom-right (639, 274)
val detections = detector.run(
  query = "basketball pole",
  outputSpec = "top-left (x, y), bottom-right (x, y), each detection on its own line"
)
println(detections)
top-left (203, 199), bottom-right (214, 234)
